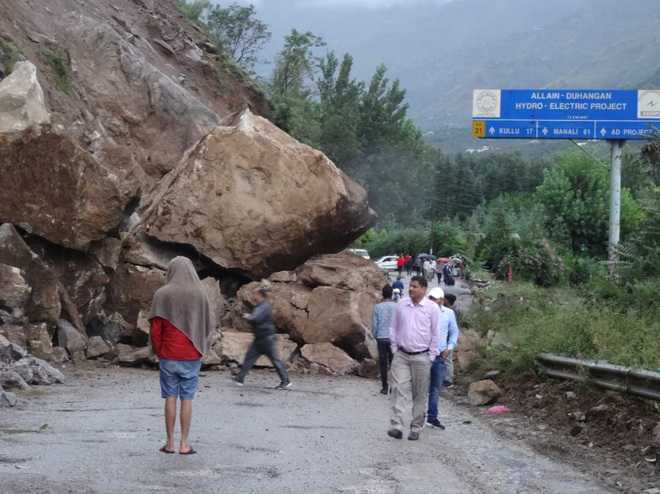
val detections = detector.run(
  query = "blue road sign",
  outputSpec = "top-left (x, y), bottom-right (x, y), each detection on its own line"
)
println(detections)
top-left (472, 89), bottom-right (660, 140)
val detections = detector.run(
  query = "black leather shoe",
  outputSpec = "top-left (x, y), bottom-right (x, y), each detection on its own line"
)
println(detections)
top-left (387, 428), bottom-right (403, 439)
top-left (380, 388), bottom-right (388, 395)
top-left (408, 431), bottom-right (420, 441)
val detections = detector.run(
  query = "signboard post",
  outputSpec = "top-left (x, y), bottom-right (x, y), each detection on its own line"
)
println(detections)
top-left (472, 89), bottom-right (660, 269)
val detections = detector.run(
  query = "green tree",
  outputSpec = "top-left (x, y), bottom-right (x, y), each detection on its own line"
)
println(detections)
top-left (536, 152), bottom-right (644, 256)
top-left (271, 30), bottom-right (324, 99)
top-left (176, 0), bottom-right (210, 24)
top-left (316, 52), bottom-right (363, 166)
top-left (269, 30), bottom-right (325, 144)
top-left (359, 64), bottom-right (409, 151)
top-left (206, 3), bottom-right (271, 71)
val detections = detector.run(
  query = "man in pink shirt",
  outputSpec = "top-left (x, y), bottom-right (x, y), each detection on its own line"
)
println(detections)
top-left (387, 275), bottom-right (440, 441)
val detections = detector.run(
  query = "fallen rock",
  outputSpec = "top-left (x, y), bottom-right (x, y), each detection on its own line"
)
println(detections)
top-left (586, 403), bottom-right (610, 419)
top-left (201, 277), bottom-right (224, 330)
top-left (201, 348), bottom-right (222, 367)
top-left (297, 254), bottom-right (384, 291)
top-left (300, 343), bottom-right (358, 376)
top-left (106, 263), bottom-right (166, 327)
top-left (0, 369), bottom-right (30, 390)
top-left (220, 331), bottom-right (297, 368)
top-left (301, 286), bottom-right (377, 360)
top-left (357, 358), bottom-right (379, 379)
top-left (25, 323), bottom-right (55, 361)
top-left (50, 347), bottom-right (69, 363)
top-left (0, 326), bottom-right (27, 348)
top-left (0, 387), bottom-right (17, 407)
top-left (0, 263), bottom-right (31, 316)
top-left (13, 357), bottom-right (64, 385)
top-left (56, 319), bottom-right (87, 356)
top-left (0, 132), bottom-right (125, 250)
top-left (143, 109), bottom-right (374, 278)
top-left (0, 336), bottom-right (28, 363)
top-left (468, 379), bottom-right (502, 406)
top-left (0, 61), bottom-right (50, 134)
top-left (117, 344), bottom-right (157, 366)
top-left (0, 224), bottom-right (61, 323)
top-left (86, 336), bottom-right (112, 359)
top-left (230, 252), bottom-right (383, 361)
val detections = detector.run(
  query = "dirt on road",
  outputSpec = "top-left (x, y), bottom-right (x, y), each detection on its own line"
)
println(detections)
top-left (1, 367), bottom-right (612, 494)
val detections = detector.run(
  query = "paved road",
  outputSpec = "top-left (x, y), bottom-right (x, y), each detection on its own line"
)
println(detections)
top-left (1, 368), bottom-right (612, 493)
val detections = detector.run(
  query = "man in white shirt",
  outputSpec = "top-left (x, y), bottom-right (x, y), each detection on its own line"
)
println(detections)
top-left (426, 287), bottom-right (459, 429)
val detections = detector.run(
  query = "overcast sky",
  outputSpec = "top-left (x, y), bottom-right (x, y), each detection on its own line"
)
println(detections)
top-left (222, 0), bottom-right (455, 8)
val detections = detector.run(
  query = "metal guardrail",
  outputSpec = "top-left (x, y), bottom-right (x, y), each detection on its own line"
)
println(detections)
top-left (536, 353), bottom-right (660, 401)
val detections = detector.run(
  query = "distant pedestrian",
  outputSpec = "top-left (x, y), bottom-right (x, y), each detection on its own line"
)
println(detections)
top-left (234, 285), bottom-right (291, 389)
top-left (426, 287), bottom-right (459, 429)
top-left (396, 254), bottom-right (405, 275)
top-left (372, 285), bottom-right (398, 395)
top-left (404, 254), bottom-right (413, 275)
top-left (435, 260), bottom-right (443, 285)
top-left (442, 262), bottom-right (455, 286)
top-left (388, 276), bottom-right (440, 441)
top-left (392, 275), bottom-right (405, 293)
top-left (442, 293), bottom-right (459, 387)
top-left (150, 256), bottom-right (214, 455)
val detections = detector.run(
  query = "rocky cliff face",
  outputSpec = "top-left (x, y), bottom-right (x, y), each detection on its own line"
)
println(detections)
top-left (0, 0), bottom-right (375, 367)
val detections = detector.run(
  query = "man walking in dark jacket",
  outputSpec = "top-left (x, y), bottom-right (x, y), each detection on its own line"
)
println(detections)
top-left (372, 285), bottom-right (398, 394)
top-left (234, 286), bottom-right (291, 389)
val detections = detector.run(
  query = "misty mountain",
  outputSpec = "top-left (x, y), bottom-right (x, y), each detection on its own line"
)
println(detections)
top-left (213, 0), bottom-right (660, 151)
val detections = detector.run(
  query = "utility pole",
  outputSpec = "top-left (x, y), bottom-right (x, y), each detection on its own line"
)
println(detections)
top-left (608, 140), bottom-right (624, 273)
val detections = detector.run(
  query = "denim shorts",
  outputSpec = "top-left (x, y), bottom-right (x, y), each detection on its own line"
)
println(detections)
top-left (159, 359), bottom-right (202, 400)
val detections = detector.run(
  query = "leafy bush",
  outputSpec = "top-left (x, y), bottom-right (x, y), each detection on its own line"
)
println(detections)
top-left (0, 39), bottom-right (23, 76)
top-left (472, 282), bottom-right (660, 374)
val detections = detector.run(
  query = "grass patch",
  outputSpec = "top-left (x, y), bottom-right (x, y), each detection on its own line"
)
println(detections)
top-left (0, 39), bottom-right (23, 76)
top-left (40, 48), bottom-right (72, 95)
top-left (467, 281), bottom-right (660, 374)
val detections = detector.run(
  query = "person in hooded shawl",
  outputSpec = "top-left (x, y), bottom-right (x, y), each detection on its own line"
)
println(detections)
top-left (149, 256), bottom-right (214, 455)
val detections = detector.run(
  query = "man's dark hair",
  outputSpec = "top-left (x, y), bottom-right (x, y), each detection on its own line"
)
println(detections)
top-left (445, 293), bottom-right (457, 306)
top-left (410, 275), bottom-right (427, 288)
top-left (382, 284), bottom-right (393, 299)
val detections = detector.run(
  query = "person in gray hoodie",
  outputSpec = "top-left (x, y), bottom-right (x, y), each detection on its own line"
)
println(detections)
top-left (234, 286), bottom-right (291, 389)
top-left (372, 284), bottom-right (398, 394)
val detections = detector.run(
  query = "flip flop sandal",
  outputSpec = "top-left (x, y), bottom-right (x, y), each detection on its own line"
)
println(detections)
top-left (179, 448), bottom-right (197, 455)
top-left (159, 446), bottom-right (175, 454)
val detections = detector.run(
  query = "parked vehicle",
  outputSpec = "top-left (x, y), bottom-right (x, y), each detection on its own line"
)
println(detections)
top-left (375, 255), bottom-right (398, 271)
top-left (347, 248), bottom-right (370, 259)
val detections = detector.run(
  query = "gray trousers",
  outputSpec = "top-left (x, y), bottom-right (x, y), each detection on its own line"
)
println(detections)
top-left (389, 351), bottom-right (431, 433)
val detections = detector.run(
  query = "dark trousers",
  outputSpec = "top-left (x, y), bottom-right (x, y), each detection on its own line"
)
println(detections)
top-left (377, 338), bottom-right (393, 391)
top-left (427, 355), bottom-right (448, 420)
top-left (237, 335), bottom-right (289, 384)
top-left (436, 272), bottom-right (442, 284)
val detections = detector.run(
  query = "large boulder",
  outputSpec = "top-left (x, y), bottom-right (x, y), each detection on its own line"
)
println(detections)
top-left (0, 224), bottom-right (61, 323)
top-left (56, 319), bottom-right (87, 359)
top-left (0, 61), bottom-right (50, 134)
top-left (106, 263), bottom-right (166, 327)
top-left (143, 110), bottom-right (374, 278)
top-left (468, 379), bottom-right (502, 406)
top-left (300, 343), bottom-right (359, 376)
top-left (0, 131), bottom-right (125, 250)
top-left (228, 252), bottom-right (383, 361)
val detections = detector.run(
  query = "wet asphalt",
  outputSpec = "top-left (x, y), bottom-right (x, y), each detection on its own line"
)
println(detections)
top-left (0, 368), bottom-right (612, 494)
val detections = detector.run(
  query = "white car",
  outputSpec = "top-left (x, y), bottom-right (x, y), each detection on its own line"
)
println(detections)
top-left (347, 248), bottom-right (370, 259)
top-left (375, 255), bottom-right (398, 271)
